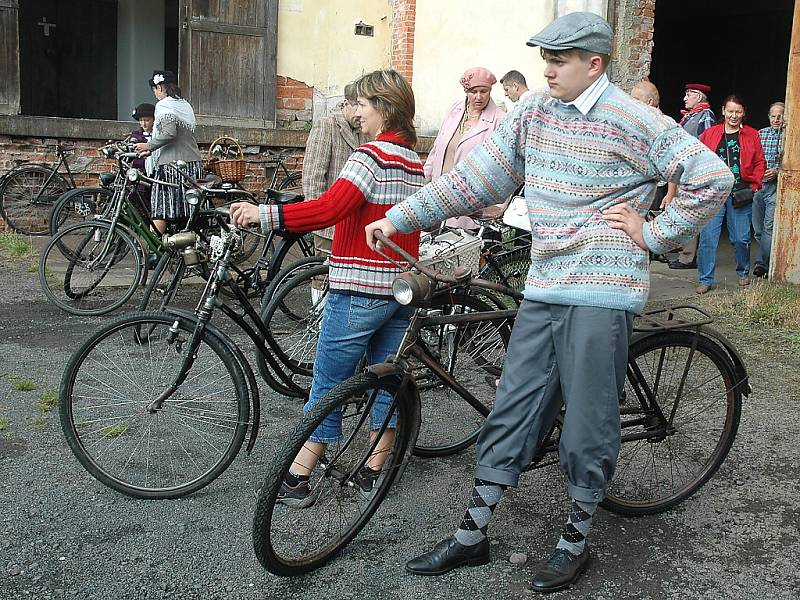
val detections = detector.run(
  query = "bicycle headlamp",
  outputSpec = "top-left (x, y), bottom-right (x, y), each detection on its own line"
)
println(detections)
top-left (99, 172), bottom-right (115, 187)
top-left (101, 146), bottom-right (115, 159)
top-left (392, 271), bottom-right (431, 306)
top-left (126, 168), bottom-right (140, 182)
top-left (185, 189), bottom-right (201, 206)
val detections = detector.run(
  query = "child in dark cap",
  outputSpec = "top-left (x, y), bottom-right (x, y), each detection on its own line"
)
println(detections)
top-left (367, 11), bottom-right (734, 593)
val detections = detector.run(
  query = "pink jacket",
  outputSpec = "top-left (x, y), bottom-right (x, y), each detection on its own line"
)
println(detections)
top-left (424, 97), bottom-right (505, 182)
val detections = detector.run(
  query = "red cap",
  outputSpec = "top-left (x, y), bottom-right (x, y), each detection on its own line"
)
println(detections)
top-left (685, 83), bottom-right (711, 95)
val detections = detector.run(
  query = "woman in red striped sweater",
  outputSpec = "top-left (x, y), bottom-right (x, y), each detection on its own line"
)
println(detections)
top-left (230, 69), bottom-right (425, 507)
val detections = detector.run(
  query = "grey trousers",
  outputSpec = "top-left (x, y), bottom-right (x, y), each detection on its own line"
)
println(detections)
top-left (474, 301), bottom-right (634, 503)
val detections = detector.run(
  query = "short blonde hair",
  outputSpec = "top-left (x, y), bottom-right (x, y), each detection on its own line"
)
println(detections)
top-left (354, 69), bottom-right (417, 146)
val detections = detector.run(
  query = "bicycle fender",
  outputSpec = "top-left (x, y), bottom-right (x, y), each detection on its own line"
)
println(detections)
top-left (163, 308), bottom-right (261, 450)
top-left (363, 362), bottom-right (422, 481)
top-left (630, 327), bottom-right (751, 397)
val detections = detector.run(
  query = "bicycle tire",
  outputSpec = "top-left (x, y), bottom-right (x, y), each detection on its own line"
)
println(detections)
top-left (253, 371), bottom-right (412, 576)
top-left (601, 331), bottom-right (742, 516)
top-left (60, 311), bottom-right (249, 499)
top-left (412, 293), bottom-right (512, 458)
top-left (278, 172), bottom-right (302, 191)
top-left (39, 221), bottom-right (144, 316)
top-left (254, 256), bottom-right (326, 397)
top-left (48, 187), bottom-right (114, 237)
top-left (260, 263), bottom-right (328, 376)
top-left (0, 165), bottom-right (70, 235)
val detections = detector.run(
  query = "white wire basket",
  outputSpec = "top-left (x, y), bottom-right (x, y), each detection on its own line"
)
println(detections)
top-left (418, 230), bottom-right (482, 277)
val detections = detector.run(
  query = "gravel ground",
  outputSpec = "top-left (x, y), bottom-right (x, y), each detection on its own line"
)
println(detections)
top-left (1, 256), bottom-right (799, 600)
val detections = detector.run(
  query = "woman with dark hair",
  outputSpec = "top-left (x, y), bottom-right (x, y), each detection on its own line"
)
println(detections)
top-left (695, 95), bottom-right (766, 294)
top-left (230, 69), bottom-right (425, 506)
top-left (133, 70), bottom-right (203, 234)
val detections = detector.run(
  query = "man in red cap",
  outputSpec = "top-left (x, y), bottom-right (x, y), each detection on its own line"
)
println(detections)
top-left (669, 83), bottom-right (716, 269)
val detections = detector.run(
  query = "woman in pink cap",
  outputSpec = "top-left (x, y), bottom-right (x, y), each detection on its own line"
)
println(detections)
top-left (424, 68), bottom-right (505, 228)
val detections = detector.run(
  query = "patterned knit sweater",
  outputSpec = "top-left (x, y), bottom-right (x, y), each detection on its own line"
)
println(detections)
top-left (259, 132), bottom-right (424, 298)
top-left (387, 85), bottom-right (734, 313)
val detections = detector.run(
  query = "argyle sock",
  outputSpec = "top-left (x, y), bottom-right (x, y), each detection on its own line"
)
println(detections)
top-left (556, 499), bottom-right (597, 556)
top-left (453, 478), bottom-right (505, 546)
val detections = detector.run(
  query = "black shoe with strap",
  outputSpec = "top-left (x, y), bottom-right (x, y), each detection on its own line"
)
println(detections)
top-left (668, 259), bottom-right (697, 270)
top-left (405, 536), bottom-right (490, 576)
top-left (530, 546), bottom-right (590, 593)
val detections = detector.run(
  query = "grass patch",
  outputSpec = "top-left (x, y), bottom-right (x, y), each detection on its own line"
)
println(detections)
top-left (12, 379), bottom-right (36, 392)
top-left (0, 418), bottom-right (10, 431)
top-left (37, 389), bottom-right (59, 414)
top-left (698, 280), bottom-right (800, 329)
top-left (101, 423), bottom-right (128, 438)
top-left (0, 232), bottom-right (35, 258)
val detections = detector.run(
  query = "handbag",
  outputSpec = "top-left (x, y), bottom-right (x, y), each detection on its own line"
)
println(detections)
top-left (501, 195), bottom-right (531, 231)
top-left (732, 187), bottom-right (754, 209)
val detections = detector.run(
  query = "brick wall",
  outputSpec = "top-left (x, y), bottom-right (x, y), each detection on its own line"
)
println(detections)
top-left (390, 0), bottom-right (416, 84)
top-left (0, 135), bottom-right (305, 231)
top-left (609, 0), bottom-right (656, 92)
top-left (275, 76), bottom-right (314, 130)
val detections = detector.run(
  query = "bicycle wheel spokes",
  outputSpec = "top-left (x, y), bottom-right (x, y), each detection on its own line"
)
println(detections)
top-left (61, 313), bottom-right (248, 499)
top-left (254, 374), bottom-right (411, 576)
top-left (603, 333), bottom-right (742, 515)
top-left (1, 166), bottom-right (69, 235)
top-left (262, 263), bottom-right (328, 374)
top-left (40, 221), bottom-right (143, 316)
top-left (413, 294), bottom-right (511, 457)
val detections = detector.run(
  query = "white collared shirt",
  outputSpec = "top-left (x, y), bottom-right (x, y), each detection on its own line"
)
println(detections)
top-left (562, 73), bottom-right (610, 115)
top-left (518, 89), bottom-right (533, 103)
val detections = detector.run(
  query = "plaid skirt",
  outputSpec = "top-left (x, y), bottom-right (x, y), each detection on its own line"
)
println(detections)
top-left (150, 161), bottom-right (204, 221)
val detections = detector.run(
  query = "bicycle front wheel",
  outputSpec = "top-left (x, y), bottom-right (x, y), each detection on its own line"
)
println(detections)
top-left (0, 165), bottom-right (70, 235)
top-left (60, 311), bottom-right (249, 499)
top-left (602, 331), bottom-right (742, 516)
top-left (39, 221), bottom-right (144, 316)
top-left (413, 293), bottom-right (512, 458)
top-left (253, 372), bottom-right (412, 576)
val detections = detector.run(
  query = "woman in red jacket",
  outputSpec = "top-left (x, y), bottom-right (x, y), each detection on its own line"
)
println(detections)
top-left (696, 95), bottom-right (766, 294)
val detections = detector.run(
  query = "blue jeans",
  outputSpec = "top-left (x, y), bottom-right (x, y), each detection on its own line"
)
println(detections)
top-left (752, 181), bottom-right (777, 271)
top-left (305, 292), bottom-right (413, 443)
top-left (697, 195), bottom-right (752, 285)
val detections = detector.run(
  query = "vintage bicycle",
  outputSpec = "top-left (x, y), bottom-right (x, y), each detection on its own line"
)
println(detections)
top-left (251, 231), bottom-right (750, 576)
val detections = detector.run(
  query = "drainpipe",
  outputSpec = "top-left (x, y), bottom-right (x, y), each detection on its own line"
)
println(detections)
top-left (772, 0), bottom-right (800, 282)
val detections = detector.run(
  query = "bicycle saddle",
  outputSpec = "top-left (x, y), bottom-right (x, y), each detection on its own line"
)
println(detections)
top-left (266, 189), bottom-right (304, 204)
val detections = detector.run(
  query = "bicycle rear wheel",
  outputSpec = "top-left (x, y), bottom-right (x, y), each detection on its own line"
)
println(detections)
top-left (48, 187), bottom-right (114, 236)
top-left (60, 311), bottom-right (249, 499)
top-left (260, 263), bottom-right (328, 375)
top-left (602, 331), bottom-right (742, 516)
top-left (412, 293), bottom-right (512, 457)
top-left (39, 221), bottom-right (145, 316)
top-left (253, 372), bottom-right (412, 576)
top-left (0, 165), bottom-right (70, 235)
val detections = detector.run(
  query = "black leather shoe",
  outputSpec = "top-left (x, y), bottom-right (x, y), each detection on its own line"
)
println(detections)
top-left (530, 546), bottom-right (590, 593)
top-left (405, 537), bottom-right (490, 576)
top-left (668, 259), bottom-right (697, 270)
top-left (752, 266), bottom-right (767, 278)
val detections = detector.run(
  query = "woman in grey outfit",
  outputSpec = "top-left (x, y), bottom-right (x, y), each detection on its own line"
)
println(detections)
top-left (134, 70), bottom-right (203, 234)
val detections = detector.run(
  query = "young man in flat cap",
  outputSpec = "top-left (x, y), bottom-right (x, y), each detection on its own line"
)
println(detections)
top-left (366, 12), bottom-right (733, 593)
top-left (669, 83), bottom-right (717, 269)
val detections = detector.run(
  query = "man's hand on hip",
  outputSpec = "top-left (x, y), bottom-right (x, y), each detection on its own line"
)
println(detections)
top-left (602, 203), bottom-right (647, 250)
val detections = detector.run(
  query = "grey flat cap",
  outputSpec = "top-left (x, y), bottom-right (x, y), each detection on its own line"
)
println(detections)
top-left (527, 12), bottom-right (613, 54)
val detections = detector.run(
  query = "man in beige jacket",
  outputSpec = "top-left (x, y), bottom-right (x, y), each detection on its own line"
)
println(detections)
top-left (303, 83), bottom-right (367, 255)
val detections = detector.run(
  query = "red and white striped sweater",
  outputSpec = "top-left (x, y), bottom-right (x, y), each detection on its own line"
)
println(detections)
top-left (259, 132), bottom-right (425, 298)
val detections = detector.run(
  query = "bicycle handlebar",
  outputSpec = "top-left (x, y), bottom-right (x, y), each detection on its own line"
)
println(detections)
top-left (372, 230), bottom-right (524, 301)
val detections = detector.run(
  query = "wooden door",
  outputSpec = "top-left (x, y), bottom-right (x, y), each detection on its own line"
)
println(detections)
top-left (179, 0), bottom-right (278, 127)
top-left (0, 0), bottom-right (20, 116)
top-left (18, 0), bottom-right (116, 119)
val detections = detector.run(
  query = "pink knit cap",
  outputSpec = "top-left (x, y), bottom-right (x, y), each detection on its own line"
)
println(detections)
top-left (459, 67), bottom-right (497, 91)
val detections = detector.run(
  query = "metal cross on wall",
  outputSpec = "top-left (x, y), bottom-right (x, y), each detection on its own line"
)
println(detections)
top-left (37, 17), bottom-right (57, 36)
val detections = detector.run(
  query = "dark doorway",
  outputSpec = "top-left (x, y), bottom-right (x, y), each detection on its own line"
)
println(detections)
top-left (650, 0), bottom-right (792, 130)
top-left (19, 0), bottom-right (118, 119)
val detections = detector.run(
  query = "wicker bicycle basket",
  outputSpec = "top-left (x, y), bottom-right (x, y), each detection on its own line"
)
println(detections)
top-left (206, 136), bottom-right (247, 182)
